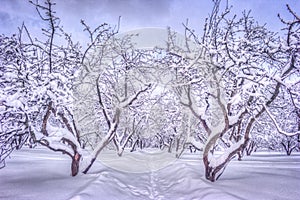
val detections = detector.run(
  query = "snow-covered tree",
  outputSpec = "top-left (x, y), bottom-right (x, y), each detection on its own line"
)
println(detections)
top-left (74, 29), bottom-right (168, 173)
top-left (251, 88), bottom-right (299, 155)
top-left (0, 0), bottom-right (84, 175)
top-left (1, 0), bottom-right (299, 181)
top-left (0, 33), bottom-right (29, 168)
top-left (164, 0), bottom-right (300, 181)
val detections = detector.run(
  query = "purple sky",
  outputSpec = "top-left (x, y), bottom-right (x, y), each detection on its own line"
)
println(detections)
top-left (1, 0), bottom-right (299, 43)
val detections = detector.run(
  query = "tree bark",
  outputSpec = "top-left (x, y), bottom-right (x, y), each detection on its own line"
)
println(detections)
top-left (71, 152), bottom-right (81, 176)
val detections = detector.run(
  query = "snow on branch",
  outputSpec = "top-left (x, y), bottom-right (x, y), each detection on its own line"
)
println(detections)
top-left (263, 104), bottom-right (300, 136)
top-left (119, 83), bottom-right (152, 108)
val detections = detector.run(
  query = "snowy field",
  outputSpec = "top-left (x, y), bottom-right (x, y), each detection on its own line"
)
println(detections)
top-left (1, 147), bottom-right (300, 200)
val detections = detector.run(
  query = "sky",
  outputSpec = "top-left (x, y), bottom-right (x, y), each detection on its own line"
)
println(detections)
top-left (0, 0), bottom-right (300, 44)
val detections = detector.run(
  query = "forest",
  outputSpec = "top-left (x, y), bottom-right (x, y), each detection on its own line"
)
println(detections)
top-left (0, 0), bottom-right (299, 185)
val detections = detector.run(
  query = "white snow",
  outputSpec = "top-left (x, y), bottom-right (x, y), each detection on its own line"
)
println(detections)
top-left (1, 147), bottom-right (300, 200)
top-left (228, 93), bottom-right (242, 105)
top-left (208, 140), bottom-right (245, 168)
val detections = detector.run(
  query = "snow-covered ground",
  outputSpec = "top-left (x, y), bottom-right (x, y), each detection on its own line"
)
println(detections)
top-left (1, 147), bottom-right (300, 200)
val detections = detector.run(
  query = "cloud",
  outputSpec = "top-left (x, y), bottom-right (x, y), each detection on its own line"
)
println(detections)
top-left (100, 0), bottom-right (173, 18)
top-left (54, 0), bottom-right (175, 30)
top-left (0, 12), bottom-right (12, 27)
top-left (0, 0), bottom-right (42, 35)
top-left (1, 0), bottom-right (300, 40)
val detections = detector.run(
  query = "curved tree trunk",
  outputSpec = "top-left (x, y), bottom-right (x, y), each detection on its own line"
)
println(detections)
top-left (71, 152), bottom-right (81, 176)
top-left (203, 138), bottom-right (249, 182)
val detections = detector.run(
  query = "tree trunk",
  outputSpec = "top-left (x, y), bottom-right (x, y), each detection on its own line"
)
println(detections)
top-left (203, 137), bottom-right (249, 182)
top-left (71, 152), bottom-right (81, 176)
top-left (203, 154), bottom-right (228, 182)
